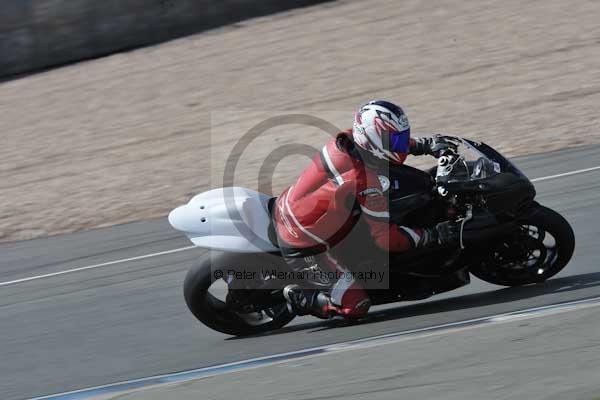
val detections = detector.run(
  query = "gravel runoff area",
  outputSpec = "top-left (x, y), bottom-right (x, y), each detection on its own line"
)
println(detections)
top-left (1, 0), bottom-right (600, 242)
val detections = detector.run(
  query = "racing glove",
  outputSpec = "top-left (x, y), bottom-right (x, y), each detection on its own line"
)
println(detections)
top-left (411, 135), bottom-right (455, 158)
top-left (420, 220), bottom-right (460, 247)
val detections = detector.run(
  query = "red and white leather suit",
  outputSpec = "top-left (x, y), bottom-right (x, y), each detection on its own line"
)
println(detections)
top-left (273, 130), bottom-right (425, 318)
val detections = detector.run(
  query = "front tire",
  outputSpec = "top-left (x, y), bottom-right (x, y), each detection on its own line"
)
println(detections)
top-left (183, 253), bottom-right (295, 336)
top-left (470, 205), bottom-right (575, 286)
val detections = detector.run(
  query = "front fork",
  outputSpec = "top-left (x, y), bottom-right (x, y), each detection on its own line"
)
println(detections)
top-left (458, 203), bottom-right (474, 249)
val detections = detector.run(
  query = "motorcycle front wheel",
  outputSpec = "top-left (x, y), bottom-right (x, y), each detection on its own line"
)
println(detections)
top-left (470, 205), bottom-right (575, 286)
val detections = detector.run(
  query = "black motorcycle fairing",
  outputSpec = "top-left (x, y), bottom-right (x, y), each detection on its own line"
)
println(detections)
top-left (368, 268), bottom-right (470, 304)
top-left (442, 171), bottom-right (535, 215)
top-left (384, 163), bottom-right (435, 196)
top-left (384, 163), bottom-right (440, 226)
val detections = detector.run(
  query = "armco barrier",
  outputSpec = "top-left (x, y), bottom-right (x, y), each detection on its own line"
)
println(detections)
top-left (0, 0), bottom-right (332, 78)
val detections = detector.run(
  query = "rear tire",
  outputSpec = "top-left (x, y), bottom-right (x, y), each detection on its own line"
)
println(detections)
top-left (470, 205), bottom-right (575, 286)
top-left (183, 253), bottom-right (295, 336)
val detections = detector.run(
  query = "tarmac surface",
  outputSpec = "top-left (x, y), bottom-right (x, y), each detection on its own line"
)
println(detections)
top-left (102, 304), bottom-right (600, 400)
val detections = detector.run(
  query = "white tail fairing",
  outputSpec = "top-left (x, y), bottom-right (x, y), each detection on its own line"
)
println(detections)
top-left (168, 187), bottom-right (279, 253)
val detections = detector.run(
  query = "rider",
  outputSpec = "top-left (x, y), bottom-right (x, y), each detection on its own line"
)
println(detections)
top-left (272, 100), bottom-right (460, 319)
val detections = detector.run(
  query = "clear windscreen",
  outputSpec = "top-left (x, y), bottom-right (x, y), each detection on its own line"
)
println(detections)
top-left (439, 137), bottom-right (503, 182)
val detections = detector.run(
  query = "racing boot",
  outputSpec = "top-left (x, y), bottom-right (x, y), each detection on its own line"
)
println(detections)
top-left (282, 284), bottom-right (338, 319)
top-left (329, 280), bottom-right (372, 319)
top-left (283, 284), bottom-right (371, 319)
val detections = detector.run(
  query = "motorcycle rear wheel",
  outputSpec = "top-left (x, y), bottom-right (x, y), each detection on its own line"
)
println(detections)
top-left (470, 205), bottom-right (575, 286)
top-left (183, 253), bottom-right (295, 336)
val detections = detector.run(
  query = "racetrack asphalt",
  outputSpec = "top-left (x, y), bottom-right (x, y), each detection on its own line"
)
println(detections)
top-left (1, 145), bottom-right (599, 400)
top-left (98, 301), bottom-right (600, 400)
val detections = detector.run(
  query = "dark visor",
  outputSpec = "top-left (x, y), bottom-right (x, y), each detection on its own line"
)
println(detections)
top-left (386, 129), bottom-right (410, 153)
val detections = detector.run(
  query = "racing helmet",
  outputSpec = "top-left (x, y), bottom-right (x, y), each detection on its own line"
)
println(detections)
top-left (351, 100), bottom-right (411, 165)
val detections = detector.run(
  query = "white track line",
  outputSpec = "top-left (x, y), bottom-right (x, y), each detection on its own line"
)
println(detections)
top-left (0, 246), bottom-right (197, 287)
top-left (1, 164), bottom-right (599, 288)
top-left (531, 165), bottom-right (600, 182)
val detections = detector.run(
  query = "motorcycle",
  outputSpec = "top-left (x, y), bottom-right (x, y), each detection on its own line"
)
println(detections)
top-left (169, 136), bottom-right (575, 336)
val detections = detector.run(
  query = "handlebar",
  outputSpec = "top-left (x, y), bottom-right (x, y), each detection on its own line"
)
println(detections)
top-left (434, 147), bottom-right (466, 197)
